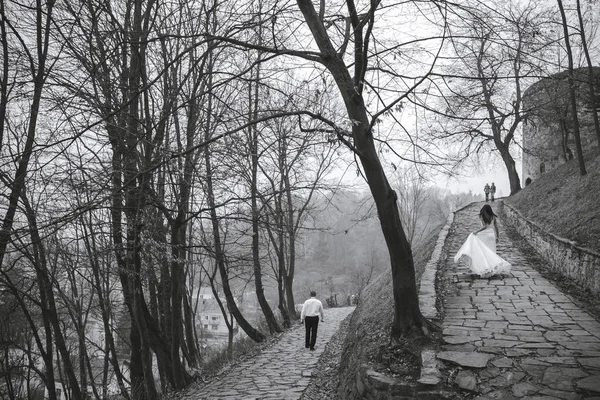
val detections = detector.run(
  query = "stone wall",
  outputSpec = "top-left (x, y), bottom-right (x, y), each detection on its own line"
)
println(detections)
top-left (500, 202), bottom-right (600, 296)
top-left (522, 67), bottom-right (600, 186)
top-left (350, 364), bottom-right (449, 399)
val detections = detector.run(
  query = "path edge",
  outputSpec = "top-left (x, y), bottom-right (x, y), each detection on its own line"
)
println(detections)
top-left (417, 210), bottom-right (456, 386)
top-left (418, 211), bottom-right (455, 320)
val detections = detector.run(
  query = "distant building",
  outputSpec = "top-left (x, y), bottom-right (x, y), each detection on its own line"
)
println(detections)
top-left (198, 298), bottom-right (232, 337)
top-left (195, 287), bottom-right (241, 354)
top-left (522, 67), bottom-right (600, 185)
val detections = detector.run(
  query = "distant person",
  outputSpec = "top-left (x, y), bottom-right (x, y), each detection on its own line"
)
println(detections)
top-left (490, 182), bottom-right (496, 201)
top-left (484, 183), bottom-right (490, 202)
top-left (453, 204), bottom-right (511, 278)
top-left (301, 291), bottom-right (324, 351)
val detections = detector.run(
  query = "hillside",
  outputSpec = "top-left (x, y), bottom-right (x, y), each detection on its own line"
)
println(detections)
top-left (336, 221), bottom-right (447, 399)
top-left (505, 150), bottom-right (600, 254)
top-left (332, 152), bottom-right (600, 398)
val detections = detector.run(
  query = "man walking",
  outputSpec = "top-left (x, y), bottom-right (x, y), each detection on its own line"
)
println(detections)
top-left (490, 182), bottom-right (496, 202)
top-left (301, 291), bottom-right (324, 351)
top-left (484, 183), bottom-right (490, 202)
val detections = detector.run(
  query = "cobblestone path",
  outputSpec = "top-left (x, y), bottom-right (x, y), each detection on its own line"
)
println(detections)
top-left (441, 202), bottom-right (600, 399)
top-left (181, 307), bottom-right (354, 400)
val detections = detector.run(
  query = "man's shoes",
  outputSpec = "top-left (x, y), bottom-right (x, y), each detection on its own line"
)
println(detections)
top-left (310, 347), bottom-right (315, 351)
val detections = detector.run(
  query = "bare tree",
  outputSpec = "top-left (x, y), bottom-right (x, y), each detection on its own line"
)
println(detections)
top-left (246, 40), bottom-right (283, 335)
top-left (207, 0), bottom-right (445, 337)
top-left (424, 1), bottom-right (554, 194)
top-left (0, 0), bottom-right (55, 270)
top-left (290, 0), bottom-right (449, 338)
top-left (392, 167), bottom-right (431, 247)
top-left (257, 84), bottom-right (339, 325)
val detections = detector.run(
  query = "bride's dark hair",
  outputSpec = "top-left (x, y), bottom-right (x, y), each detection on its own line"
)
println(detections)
top-left (479, 204), bottom-right (497, 224)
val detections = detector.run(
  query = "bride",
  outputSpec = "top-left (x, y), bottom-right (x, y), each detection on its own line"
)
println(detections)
top-left (454, 204), bottom-right (511, 278)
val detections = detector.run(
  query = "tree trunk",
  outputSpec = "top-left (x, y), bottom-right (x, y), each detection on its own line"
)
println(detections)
top-left (21, 196), bottom-right (84, 400)
top-left (4, 281), bottom-right (57, 400)
top-left (78, 312), bottom-right (87, 397)
top-left (558, 0), bottom-right (587, 176)
top-left (263, 210), bottom-right (290, 328)
top-left (283, 146), bottom-right (297, 321)
top-left (277, 252), bottom-right (291, 328)
top-left (251, 191), bottom-right (282, 334)
top-left (497, 143), bottom-right (521, 195)
top-left (284, 274), bottom-right (297, 320)
top-left (355, 146), bottom-right (424, 337)
top-left (204, 145), bottom-right (266, 342)
top-left (228, 313), bottom-right (235, 359)
top-left (85, 236), bottom-right (130, 399)
top-left (0, 0), bottom-right (9, 149)
top-left (296, 0), bottom-right (427, 338)
top-left (248, 47), bottom-right (282, 335)
top-left (559, 118), bottom-right (572, 162)
top-left (169, 220), bottom-right (192, 388)
top-left (575, 0), bottom-right (600, 146)
top-left (183, 294), bottom-right (199, 368)
top-left (0, 0), bottom-right (54, 266)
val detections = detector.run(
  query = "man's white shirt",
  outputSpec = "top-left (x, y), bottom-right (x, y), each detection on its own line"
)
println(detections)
top-left (301, 298), bottom-right (324, 321)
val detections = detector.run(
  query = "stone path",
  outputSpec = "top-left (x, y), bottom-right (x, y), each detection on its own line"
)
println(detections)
top-left (181, 307), bottom-right (354, 400)
top-left (440, 202), bottom-right (600, 399)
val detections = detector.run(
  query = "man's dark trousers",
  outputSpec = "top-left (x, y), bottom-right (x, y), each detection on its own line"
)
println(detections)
top-left (305, 316), bottom-right (319, 350)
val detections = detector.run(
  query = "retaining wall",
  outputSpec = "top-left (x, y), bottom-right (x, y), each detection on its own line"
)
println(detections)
top-left (500, 202), bottom-right (600, 296)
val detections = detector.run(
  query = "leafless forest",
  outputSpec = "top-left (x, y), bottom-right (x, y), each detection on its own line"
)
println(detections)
top-left (1, 0), bottom-right (597, 399)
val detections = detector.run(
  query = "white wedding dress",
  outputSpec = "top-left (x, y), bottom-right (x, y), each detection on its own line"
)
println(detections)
top-left (453, 223), bottom-right (511, 278)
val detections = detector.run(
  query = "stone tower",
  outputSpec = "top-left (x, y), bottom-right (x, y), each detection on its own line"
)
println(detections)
top-left (522, 67), bottom-right (600, 186)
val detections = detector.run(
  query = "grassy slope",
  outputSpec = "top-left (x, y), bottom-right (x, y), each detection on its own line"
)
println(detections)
top-left (337, 222), bottom-right (445, 399)
top-left (505, 151), bottom-right (600, 253)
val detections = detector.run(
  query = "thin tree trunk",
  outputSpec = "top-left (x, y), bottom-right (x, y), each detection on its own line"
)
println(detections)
top-left (0, 0), bottom-right (9, 149)
top-left (2, 282), bottom-right (57, 400)
top-left (228, 313), bottom-right (234, 359)
top-left (283, 165), bottom-right (298, 320)
top-left (202, 34), bottom-right (265, 342)
top-left (169, 219), bottom-right (192, 387)
top-left (203, 123), bottom-right (266, 342)
top-left (575, 0), bottom-right (600, 146)
top-left (497, 142), bottom-right (521, 195)
top-left (276, 197), bottom-right (291, 327)
top-left (167, 51), bottom-right (198, 388)
top-left (557, 0), bottom-right (587, 176)
top-left (276, 237), bottom-right (291, 328)
top-left (21, 195), bottom-right (83, 400)
top-left (248, 30), bottom-right (282, 335)
top-left (205, 262), bottom-right (237, 359)
top-left (205, 146), bottom-right (266, 342)
top-left (559, 118), bottom-right (572, 161)
top-left (81, 213), bottom-right (131, 400)
top-left (0, 0), bottom-right (54, 266)
top-left (183, 294), bottom-right (199, 367)
top-left (284, 275), bottom-right (297, 320)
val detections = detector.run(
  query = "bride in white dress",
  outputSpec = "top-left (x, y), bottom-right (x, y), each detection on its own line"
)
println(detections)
top-left (454, 204), bottom-right (511, 278)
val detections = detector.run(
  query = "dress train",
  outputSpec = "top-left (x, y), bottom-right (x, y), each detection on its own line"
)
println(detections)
top-left (453, 225), bottom-right (511, 278)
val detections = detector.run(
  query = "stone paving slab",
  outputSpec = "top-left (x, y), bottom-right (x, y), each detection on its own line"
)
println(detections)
top-left (180, 307), bottom-right (354, 399)
top-left (440, 201), bottom-right (600, 399)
